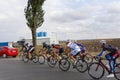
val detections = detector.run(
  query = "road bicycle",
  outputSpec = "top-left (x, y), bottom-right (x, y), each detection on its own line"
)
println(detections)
top-left (47, 52), bottom-right (62, 68)
top-left (46, 46), bottom-right (65, 68)
top-left (114, 57), bottom-right (120, 80)
top-left (37, 49), bottom-right (47, 64)
top-left (88, 56), bottom-right (120, 80)
top-left (59, 54), bottom-right (88, 73)
top-left (38, 48), bottom-right (58, 67)
top-left (79, 53), bottom-right (93, 64)
top-left (22, 52), bottom-right (39, 63)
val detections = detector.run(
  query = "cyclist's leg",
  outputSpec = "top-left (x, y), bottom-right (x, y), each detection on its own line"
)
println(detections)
top-left (106, 56), bottom-right (116, 78)
top-left (55, 49), bottom-right (61, 60)
top-left (50, 48), bottom-right (58, 60)
top-left (105, 53), bottom-right (111, 61)
top-left (105, 53), bottom-right (118, 78)
top-left (70, 50), bottom-right (80, 64)
top-left (45, 49), bottom-right (49, 57)
top-left (27, 52), bottom-right (31, 59)
top-left (111, 53), bottom-right (119, 73)
top-left (69, 54), bottom-right (76, 65)
top-left (106, 53), bottom-right (118, 73)
top-left (59, 48), bottom-right (64, 56)
top-left (55, 52), bottom-right (60, 60)
top-left (28, 47), bottom-right (34, 59)
top-left (79, 50), bottom-right (85, 60)
top-left (45, 48), bottom-right (52, 61)
top-left (105, 53), bottom-right (112, 70)
top-left (70, 50), bottom-right (76, 60)
top-left (110, 60), bottom-right (115, 73)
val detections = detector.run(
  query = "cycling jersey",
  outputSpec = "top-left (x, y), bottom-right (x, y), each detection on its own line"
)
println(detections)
top-left (42, 43), bottom-right (52, 54)
top-left (43, 43), bottom-right (51, 49)
top-left (98, 44), bottom-right (118, 56)
top-left (22, 43), bottom-right (29, 52)
top-left (52, 44), bottom-right (64, 55)
top-left (67, 42), bottom-right (81, 56)
top-left (53, 45), bottom-right (61, 49)
top-left (77, 43), bottom-right (86, 53)
top-left (28, 45), bottom-right (34, 53)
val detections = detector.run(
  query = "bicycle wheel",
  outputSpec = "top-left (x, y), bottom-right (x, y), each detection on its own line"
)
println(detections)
top-left (38, 50), bottom-right (43, 55)
top-left (32, 54), bottom-right (39, 63)
top-left (38, 55), bottom-right (45, 64)
top-left (115, 57), bottom-right (120, 64)
top-left (47, 55), bottom-right (57, 68)
top-left (114, 63), bottom-right (120, 80)
top-left (84, 54), bottom-right (93, 64)
top-left (76, 59), bottom-right (88, 73)
top-left (23, 53), bottom-right (29, 63)
top-left (59, 58), bottom-right (70, 71)
top-left (88, 62), bottom-right (105, 79)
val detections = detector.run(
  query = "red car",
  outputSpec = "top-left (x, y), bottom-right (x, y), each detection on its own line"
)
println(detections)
top-left (0, 46), bottom-right (18, 58)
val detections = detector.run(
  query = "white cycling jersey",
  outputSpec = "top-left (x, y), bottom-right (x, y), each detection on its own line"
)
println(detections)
top-left (67, 42), bottom-right (81, 56)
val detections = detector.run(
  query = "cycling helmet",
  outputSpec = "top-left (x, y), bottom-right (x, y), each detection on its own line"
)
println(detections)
top-left (99, 40), bottom-right (106, 45)
top-left (73, 40), bottom-right (77, 43)
top-left (43, 42), bottom-right (46, 45)
top-left (51, 44), bottom-right (55, 47)
top-left (66, 40), bottom-right (70, 44)
top-left (25, 43), bottom-right (29, 46)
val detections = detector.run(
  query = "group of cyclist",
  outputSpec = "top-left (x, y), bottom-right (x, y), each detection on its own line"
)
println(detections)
top-left (20, 39), bottom-right (120, 78)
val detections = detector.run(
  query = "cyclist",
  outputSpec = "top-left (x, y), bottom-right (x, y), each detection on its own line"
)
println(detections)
top-left (26, 43), bottom-right (35, 59)
top-left (51, 44), bottom-right (64, 60)
top-left (19, 42), bottom-right (28, 58)
top-left (42, 42), bottom-right (51, 61)
top-left (96, 40), bottom-right (119, 78)
top-left (65, 40), bottom-right (81, 67)
top-left (42, 42), bottom-right (51, 54)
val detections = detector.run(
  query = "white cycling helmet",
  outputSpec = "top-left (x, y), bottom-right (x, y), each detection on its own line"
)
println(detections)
top-left (99, 40), bottom-right (106, 45)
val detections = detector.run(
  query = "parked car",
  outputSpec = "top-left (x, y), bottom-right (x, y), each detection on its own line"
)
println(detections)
top-left (0, 46), bottom-right (18, 58)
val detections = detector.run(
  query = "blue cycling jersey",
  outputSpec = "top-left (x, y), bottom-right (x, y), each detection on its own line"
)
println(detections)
top-left (98, 44), bottom-right (117, 56)
top-left (77, 43), bottom-right (86, 51)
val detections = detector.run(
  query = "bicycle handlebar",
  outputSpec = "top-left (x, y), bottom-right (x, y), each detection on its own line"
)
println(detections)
top-left (93, 56), bottom-right (106, 61)
top-left (93, 56), bottom-right (100, 61)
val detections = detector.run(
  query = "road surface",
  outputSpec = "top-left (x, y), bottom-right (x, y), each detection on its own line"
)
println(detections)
top-left (0, 58), bottom-right (117, 80)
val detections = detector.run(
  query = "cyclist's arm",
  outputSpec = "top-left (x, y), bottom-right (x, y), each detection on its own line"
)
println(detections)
top-left (97, 50), bottom-right (106, 57)
top-left (42, 45), bottom-right (47, 51)
top-left (42, 47), bottom-right (46, 51)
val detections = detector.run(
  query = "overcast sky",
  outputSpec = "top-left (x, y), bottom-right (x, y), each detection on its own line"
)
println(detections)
top-left (0, 0), bottom-right (120, 42)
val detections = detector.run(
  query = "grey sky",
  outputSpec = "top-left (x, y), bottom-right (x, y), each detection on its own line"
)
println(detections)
top-left (0, 0), bottom-right (120, 42)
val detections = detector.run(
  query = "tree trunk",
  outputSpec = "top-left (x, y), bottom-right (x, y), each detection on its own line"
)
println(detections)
top-left (31, 28), bottom-right (37, 54)
top-left (31, 15), bottom-right (37, 54)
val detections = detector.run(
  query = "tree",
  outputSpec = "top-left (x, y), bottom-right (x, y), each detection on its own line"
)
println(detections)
top-left (24, 0), bottom-right (45, 53)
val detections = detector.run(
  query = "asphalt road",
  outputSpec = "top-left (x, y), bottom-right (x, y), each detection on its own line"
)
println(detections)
top-left (0, 58), bottom-right (117, 80)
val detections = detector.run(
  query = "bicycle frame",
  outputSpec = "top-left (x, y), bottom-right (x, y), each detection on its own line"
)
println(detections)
top-left (95, 58), bottom-right (111, 74)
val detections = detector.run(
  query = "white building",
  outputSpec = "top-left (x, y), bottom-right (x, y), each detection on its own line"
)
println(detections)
top-left (25, 32), bottom-right (59, 45)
